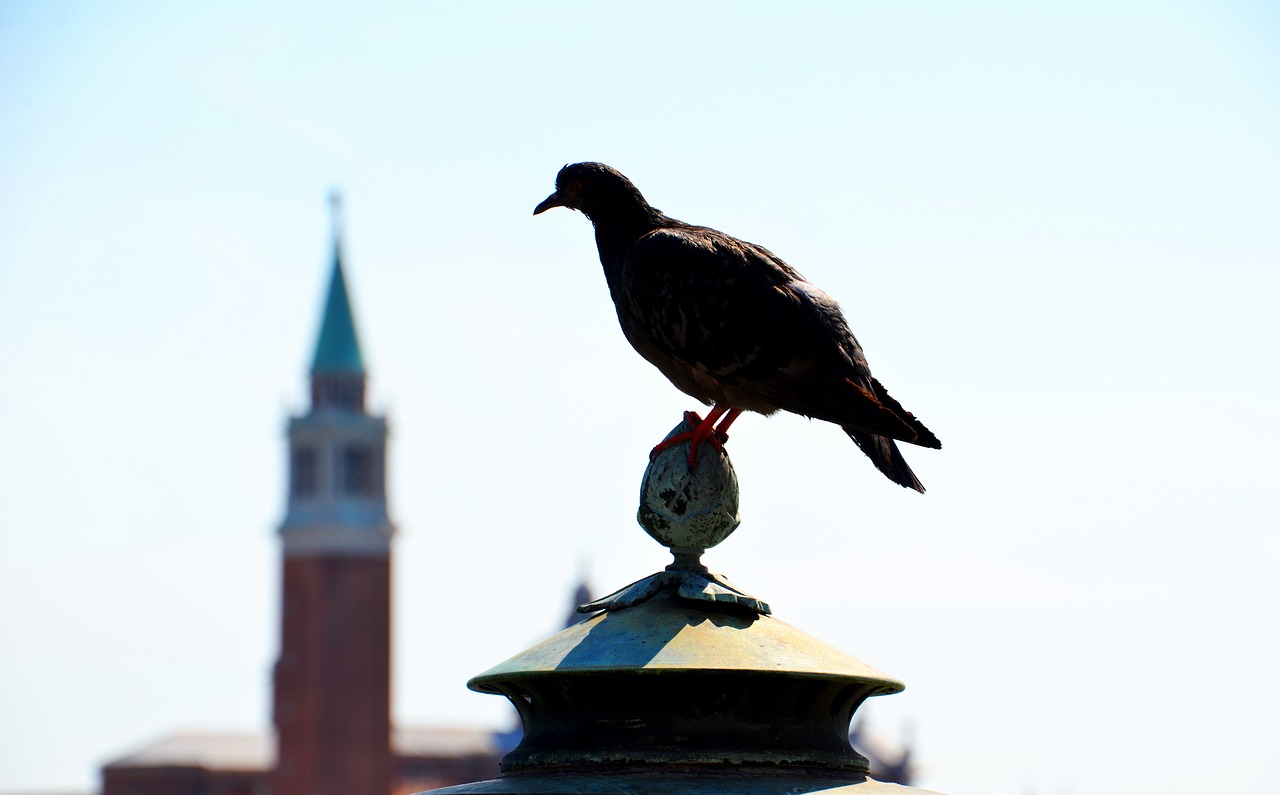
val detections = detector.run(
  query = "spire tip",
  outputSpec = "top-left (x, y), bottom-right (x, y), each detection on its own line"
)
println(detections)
top-left (328, 188), bottom-right (344, 246)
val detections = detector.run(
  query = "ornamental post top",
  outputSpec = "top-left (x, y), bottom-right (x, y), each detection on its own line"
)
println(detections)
top-left (422, 418), bottom-right (950, 795)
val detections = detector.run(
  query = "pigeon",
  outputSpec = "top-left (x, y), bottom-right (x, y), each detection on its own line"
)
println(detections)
top-left (534, 162), bottom-right (940, 491)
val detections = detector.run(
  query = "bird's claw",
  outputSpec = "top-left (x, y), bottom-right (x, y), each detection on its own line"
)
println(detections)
top-left (649, 411), bottom-right (729, 467)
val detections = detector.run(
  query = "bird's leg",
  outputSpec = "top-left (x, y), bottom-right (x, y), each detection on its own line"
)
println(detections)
top-left (650, 406), bottom-right (738, 467)
top-left (712, 408), bottom-right (743, 438)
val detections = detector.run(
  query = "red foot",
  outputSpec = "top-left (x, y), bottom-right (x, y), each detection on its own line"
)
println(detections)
top-left (650, 407), bottom-right (743, 467)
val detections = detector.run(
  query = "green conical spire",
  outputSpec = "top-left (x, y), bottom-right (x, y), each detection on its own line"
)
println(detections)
top-left (310, 193), bottom-right (365, 375)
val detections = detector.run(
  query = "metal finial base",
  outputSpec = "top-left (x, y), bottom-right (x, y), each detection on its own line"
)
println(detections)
top-left (577, 561), bottom-right (771, 615)
top-left (579, 416), bottom-right (770, 616)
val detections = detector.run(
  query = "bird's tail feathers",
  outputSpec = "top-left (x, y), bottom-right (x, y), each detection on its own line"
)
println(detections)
top-left (845, 428), bottom-right (926, 493)
top-left (869, 377), bottom-right (941, 449)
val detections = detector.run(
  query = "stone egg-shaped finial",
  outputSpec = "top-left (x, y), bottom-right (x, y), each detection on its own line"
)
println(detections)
top-left (638, 417), bottom-right (741, 555)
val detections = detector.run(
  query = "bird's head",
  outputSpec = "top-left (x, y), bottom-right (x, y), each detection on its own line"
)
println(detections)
top-left (533, 162), bottom-right (651, 222)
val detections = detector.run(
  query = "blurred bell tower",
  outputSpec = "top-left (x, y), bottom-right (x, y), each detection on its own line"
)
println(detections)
top-left (272, 193), bottom-right (395, 795)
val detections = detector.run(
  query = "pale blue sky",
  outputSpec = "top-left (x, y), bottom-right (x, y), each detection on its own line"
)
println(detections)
top-left (2, 3), bottom-right (1278, 794)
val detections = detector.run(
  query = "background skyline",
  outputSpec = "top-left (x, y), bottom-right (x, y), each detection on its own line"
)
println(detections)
top-left (2, 3), bottom-right (1279, 794)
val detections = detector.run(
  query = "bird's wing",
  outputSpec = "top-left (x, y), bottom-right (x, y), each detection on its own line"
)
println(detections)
top-left (620, 227), bottom-right (922, 441)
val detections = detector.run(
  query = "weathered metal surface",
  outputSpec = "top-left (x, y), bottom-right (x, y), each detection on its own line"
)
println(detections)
top-left (586, 417), bottom-right (770, 614)
top-left (472, 589), bottom-right (899, 683)
top-left (460, 589), bottom-right (906, 781)
top-left (425, 770), bottom-right (949, 794)
top-left (638, 418), bottom-right (741, 554)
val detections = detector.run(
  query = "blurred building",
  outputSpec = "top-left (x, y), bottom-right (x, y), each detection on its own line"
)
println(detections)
top-left (850, 717), bottom-right (915, 785)
top-left (101, 203), bottom-right (504, 795)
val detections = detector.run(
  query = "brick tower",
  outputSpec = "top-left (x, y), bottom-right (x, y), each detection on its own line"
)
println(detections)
top-left (273, 194), bottom-right (395, 795)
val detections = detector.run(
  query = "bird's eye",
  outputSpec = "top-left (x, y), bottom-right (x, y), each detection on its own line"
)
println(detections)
top-left (570, 181), bottom-right (584, 193)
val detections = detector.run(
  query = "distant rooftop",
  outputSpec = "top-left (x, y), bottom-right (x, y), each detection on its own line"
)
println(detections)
top-left (102, 726), bottom-right (501, 772)
top-left (394, 727), bottom-right (502, 759)
top-left (102, 732), bottom-right (272, 772)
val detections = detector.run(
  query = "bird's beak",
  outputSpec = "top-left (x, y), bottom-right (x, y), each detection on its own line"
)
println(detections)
top-left (534, 190), bottom-right (572, 215)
